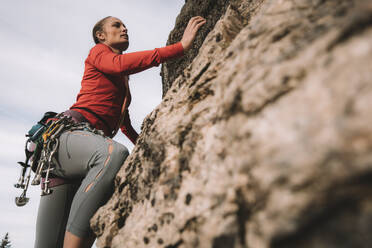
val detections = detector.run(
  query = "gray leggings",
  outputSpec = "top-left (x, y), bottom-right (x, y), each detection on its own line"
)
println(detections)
top-left (34, 130), bottom-right (129, 248)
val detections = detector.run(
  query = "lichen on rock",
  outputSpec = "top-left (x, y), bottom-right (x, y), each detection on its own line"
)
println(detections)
top-left (91, 0), bottom-right (372, 247)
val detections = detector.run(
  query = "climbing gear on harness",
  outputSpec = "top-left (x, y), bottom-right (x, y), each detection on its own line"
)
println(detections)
top-left (14, 112), bottom-right (105, 206)
top-left (14, 111), bottom-right (57, 207)
top-left (14, 139), bottom-right (33, 206)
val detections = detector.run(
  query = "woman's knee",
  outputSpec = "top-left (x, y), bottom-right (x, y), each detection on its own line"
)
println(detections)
top-left (99, 140), bottom-right (129, 168)
top-left (91, 139), bottom-right (128, 172)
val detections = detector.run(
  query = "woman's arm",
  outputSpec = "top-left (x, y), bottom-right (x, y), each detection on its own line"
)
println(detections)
top-left (88, 42), bottom-right (184, 75)
top-left (120, 110), bottom-right (139, 144)
top-left (88, 16), bottom-right (206, 76)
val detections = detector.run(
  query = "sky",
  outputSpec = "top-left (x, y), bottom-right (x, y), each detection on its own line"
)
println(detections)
top-left (0, 0), bottom-right (184, 247)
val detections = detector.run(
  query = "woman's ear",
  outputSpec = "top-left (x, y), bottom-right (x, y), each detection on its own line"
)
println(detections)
top-left (96, 31), bottom-right (105, 43)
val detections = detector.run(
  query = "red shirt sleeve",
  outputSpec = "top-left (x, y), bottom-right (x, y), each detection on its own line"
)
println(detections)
top-left (120, 110), bottom-right (139, 145)
top-left (87, 42), bottom-right (184, 76)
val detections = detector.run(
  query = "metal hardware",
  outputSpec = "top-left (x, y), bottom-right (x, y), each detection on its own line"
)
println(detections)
top-left (14, 114), bottom-right (105, 206)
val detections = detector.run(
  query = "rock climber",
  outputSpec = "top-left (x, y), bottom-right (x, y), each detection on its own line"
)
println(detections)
top-left (31, 15), bottom-right (206, 248)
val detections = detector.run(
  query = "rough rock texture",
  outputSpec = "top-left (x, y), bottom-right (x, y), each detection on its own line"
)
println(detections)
top-left (92, 0), bottom-right (372, 247)
top-left (161, 0), bottom-right (231, 96)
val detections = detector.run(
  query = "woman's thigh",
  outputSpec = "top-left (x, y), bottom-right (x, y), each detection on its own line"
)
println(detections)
top-left (34, 183), bottom-right (80, 248)
top-left (54, 129), bottom-right (129, 237)
top-left (55, 130), bottom-right (109, 178)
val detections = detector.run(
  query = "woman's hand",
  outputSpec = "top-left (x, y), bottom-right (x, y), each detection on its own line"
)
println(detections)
top-left (181, 16), bottom-right (206, 52)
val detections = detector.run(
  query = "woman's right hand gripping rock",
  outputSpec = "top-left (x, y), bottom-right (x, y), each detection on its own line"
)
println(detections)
top-left (181, 16), bottom-right (207, 52)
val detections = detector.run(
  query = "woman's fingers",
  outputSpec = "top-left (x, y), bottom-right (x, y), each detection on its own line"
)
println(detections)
top-left (181, 16), bottom-right (206, 52)
top-left (188, 16), bottom-right (205, 27)
top-left (190, 16), bottom-right (203, 21)
top-left (190, 19), bottom-right (206, 32)
top-left (192, 18), bottom-right (205, 26)
top-left (193, 19), bottom-right (206, 32)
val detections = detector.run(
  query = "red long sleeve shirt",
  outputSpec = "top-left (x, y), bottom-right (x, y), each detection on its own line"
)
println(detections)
top-left (70, 42), bottom-right (184, 144)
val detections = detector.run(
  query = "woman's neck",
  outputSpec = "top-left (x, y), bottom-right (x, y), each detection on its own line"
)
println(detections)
top-left (109, 45), bottom-right (122, 54)
top-left (101, 43), bottom-right (122, 54)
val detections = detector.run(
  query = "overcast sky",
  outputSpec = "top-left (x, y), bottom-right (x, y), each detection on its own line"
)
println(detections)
top-left (0, 1), bottom-right (184, 247)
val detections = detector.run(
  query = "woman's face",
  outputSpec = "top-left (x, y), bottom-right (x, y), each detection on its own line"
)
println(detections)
top-left (98, 17), bottom-right (129, 52)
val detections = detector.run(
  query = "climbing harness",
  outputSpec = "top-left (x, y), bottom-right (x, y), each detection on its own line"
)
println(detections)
top-left (14, 112), bottom-right (105, 207)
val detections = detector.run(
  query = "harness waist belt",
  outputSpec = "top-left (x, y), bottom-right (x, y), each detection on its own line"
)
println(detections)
top-left (70, 106), bottom-right (112, 135)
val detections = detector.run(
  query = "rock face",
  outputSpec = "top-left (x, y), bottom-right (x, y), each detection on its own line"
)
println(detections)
top-left (91, 0), bottom-right (372, 247)
top-left (161, 0), bottom-right (231, 96)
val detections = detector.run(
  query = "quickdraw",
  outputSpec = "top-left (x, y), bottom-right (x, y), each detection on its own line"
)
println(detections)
top-left (14, 113), bottom-right (105, 206)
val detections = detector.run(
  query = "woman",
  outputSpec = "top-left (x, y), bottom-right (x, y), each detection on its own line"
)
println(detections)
top-left (34, 15), bottom-right (206, 248)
